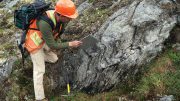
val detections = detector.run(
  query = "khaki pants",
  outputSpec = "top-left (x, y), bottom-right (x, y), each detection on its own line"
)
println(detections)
top-left (30, 44), bottom-right (58, 100)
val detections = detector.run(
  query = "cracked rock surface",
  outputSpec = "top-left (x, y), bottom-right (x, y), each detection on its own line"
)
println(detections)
top-left (49, 0), bottom-right (178, 93)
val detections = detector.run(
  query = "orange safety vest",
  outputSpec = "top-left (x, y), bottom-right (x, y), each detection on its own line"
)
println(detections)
top-left (24, 10), bottom-right (62, 53)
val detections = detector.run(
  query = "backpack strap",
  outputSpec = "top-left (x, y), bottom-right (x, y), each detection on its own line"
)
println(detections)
top-left (57, 22), bottom-right (65, 37)
top-left (39, 15), bottom-right (65, 37)
top-left (38, 15), bottom-right (55, 30)
top-left (18, 30), bottom-right (29, 68)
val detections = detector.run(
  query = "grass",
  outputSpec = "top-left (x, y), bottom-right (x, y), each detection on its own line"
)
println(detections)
top-left (134, 49), bottom-right (180, 100)
top-left (50, 91), bottom-right (123, 101)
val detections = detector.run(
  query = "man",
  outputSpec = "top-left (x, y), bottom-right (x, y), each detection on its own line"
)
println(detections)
top-left (24, 0), bottom-right (82, 100)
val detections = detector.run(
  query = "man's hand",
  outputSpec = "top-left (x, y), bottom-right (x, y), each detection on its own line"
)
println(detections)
top-left (69, 40), bottom-right (82, 48)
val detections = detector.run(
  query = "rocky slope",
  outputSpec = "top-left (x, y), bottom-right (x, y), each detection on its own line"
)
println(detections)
top-left (0, 0), bottom-right (180, 100)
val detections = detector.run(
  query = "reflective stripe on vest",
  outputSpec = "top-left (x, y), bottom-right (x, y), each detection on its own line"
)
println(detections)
top-left (24, 10), bottom-right (59, 53)
top-left (46, 10), bottom-right (56, 27)
top-left (46, 10), bottom-right (63, 39)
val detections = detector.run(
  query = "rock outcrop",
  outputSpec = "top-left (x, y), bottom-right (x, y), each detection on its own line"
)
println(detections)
top-left (50, 0), bottom-right (178, 93)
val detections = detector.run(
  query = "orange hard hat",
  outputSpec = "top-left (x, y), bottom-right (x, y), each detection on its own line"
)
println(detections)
top-left (55, 0), bottom-right (78, 19)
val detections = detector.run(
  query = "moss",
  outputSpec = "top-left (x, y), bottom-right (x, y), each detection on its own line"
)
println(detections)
top-left (168, 50), bottom-right (180, 67)
top-left (4, 59), bottom-right (34, 100)
top-left (64, 6), bottom-right (110, 41)
top-left (88, 0), bottom-right (95, 3)
top-left (0, 42), bottom-right (16, 57)
top-left (0, 29), bottom-right (4, 37)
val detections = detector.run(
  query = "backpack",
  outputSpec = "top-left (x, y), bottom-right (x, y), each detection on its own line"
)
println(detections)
top-left (14, 1), bottom-right (55, 67)
top-left (14, 1), bottom-right (52, 29)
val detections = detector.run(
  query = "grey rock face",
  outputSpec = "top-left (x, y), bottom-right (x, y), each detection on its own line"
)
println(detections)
top-left (53, 0), bottom-right (177, 93)
top-left (77, 1), bottom-right (92, 15)
top-left (5, 0), bottom-right (19, 8)
top-left (160, 95), bottom-right (174, 101)
top-left (0, 57), bottom-right (16, 83)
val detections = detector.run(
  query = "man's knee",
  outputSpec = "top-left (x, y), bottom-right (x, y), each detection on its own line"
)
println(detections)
top-left (50, 56), bottom-right (58, 63)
